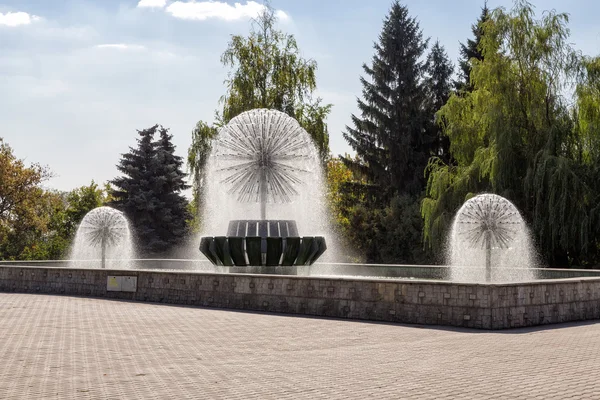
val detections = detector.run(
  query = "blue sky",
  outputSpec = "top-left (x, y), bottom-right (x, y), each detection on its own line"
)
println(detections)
top-left (1, 0), bottom-right (598, 192)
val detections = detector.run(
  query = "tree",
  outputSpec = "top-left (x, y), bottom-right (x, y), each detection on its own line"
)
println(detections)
top-left (217, 3), bottom-right (331, 159)
top-left (0, 138), bottom-right (54, 259)
top-left (338, 1), bottom-right (434, 264)
top-left (154, 126), bottom-right (191, 250)
top-left (424, 40), bottom-right (454, 164)
top-left (422, 1), bottom-right (595, 266)
top-left (575, 56), bottom-right (600, 264)
top-left (455, 3), bottom-right (490, 92)
top-left (325, 157), bottom-right (354, 241)
top-left (110, 125), bottom-right (189, 254)
top-left (187, 2), bottom-right (331, 187)
top-left (341, 1), bottom-right (430, 204)
top-left (0, 139), bottom-right (51, 232)
top-left (187, 3), bottom-right (332, 232)
top-left (62, 181), bottom-right (105, 239)
top-left (187, 120), bottom-right (218, 229)
top-left (110, 126), bottom-right (158, 252)
top-left (19, 191), bottom-right (70, 261)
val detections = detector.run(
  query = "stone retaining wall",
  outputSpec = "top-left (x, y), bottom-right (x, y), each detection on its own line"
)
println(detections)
top-left (1, 266), bottom-right (600, 329)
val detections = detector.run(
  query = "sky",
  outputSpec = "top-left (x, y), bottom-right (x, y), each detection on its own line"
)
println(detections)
top-left (1, 0), bottom-right (599, 192)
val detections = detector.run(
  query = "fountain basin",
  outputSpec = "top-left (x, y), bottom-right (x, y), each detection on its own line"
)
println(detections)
top-left (2, 264), bottom-right (600, 330)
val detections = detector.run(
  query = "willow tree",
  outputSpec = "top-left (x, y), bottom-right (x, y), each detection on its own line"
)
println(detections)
top-left (421, 1), bottom-right (597, 266)
top-left (219, 4), bottom-right (330, 157)
top-left (186, 121), bottom-right (217, 231)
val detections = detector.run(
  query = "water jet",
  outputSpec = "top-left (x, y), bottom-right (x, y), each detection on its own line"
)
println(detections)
top-left (199, 109), bottom-right (327, 269)
top-left (69, 206), bottom-right (135, 269)
top-left (448, 194), bottom-right (536, 283)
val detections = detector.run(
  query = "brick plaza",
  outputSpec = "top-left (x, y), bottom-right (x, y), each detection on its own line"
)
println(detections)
top-left (1, 292), bottom-right (599, 399)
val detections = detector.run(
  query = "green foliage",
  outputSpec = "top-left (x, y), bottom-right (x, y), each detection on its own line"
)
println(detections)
top-left (187, 121), bottom-right (218, 195)
top-left (0, 138), bottom-right (55, 260)
top-left (422, 1), bottom-right (599, 266)
top-left (377, 195), bottom-right (430, 264)
top-left (187, 120), bottom-right (218, 228)
top-left (217, 3), bottom-right (331, 159)
top-left (154, 127), bottom-right (191, 249)
top-left (186, 4), bottom-right (332, 233)
top-left (576, 56), bottom-right (600, 165)
top-left (62, 181), bottom-right (105, 239)
top-left (342, 193), bottom-right (430, 264)
top-left (110, 125), bottom-right (190, 254)
top-left (325, 157), bottom-right (354, 242)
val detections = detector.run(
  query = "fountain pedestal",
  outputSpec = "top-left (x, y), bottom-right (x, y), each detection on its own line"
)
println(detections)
top-left (200, 220), bottom-right (326, 270)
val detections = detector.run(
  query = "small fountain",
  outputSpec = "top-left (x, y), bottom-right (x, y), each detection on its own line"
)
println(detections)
top-left (448, 193), bottom-right (537, 282)
top-left (69, 206), bottom-right (135, 269)
top-left (199, 109), bottom-right (327, 270)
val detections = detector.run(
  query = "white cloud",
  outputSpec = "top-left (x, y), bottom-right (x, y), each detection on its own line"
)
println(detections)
top-left (165, 1), bottom-right (288, 22)
top-left (95, 43), bottom-right (146, 51)
top-left (275, 10), bottom-right (289, 22)
top-left (0, 11), bottom-right (40, 27)
top-left (137, 0), bottom-right (167, 8)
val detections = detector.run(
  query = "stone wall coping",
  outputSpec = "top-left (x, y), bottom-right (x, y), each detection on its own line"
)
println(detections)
top-left (4, 265), bottom-right (600, 287)
top-left (2, 260), bottom-right (600, 274)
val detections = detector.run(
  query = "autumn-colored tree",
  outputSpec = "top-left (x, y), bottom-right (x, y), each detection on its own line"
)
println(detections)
top-left (325, 157), bottom-right (354, 239)
top-left (0, 138), bottom-right (55, 259)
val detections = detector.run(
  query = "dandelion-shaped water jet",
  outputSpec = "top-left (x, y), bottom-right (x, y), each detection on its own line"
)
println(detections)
top-left (70, 207), bottom-right (134, 269)
top-left (213, 108), bottom-right (315, 219)
top-left (449, 194), bottom-right (536, 282)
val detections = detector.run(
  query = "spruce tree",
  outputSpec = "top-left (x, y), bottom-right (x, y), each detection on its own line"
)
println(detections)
top-left (455, 3), bottom-right (490, 92)
top-left (110, 126), bottom-right (160, 252)
top-left (110, 125), bottom-right (190, 254)
top-left (341, 1), bottom-right (429, 203)
top-left (424, 40), bottom-right (454, 164)
top-left (154, 126), bottom-right (191, 251)
top-left (339, 1), bottom-right (434, 264)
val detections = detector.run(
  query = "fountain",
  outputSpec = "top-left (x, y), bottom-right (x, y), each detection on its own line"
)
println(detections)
top-left (69, 206), bottom-right (135, 269)
top-left (6, 188), bottom-right (600, 330)
top-left (199, 109), bottom-right (327, 270)
top-left (448, 193), bottom-right (537, 282)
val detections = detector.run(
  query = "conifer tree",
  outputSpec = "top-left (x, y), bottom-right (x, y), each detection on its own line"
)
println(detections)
top-left (110, 125), bottom-right (190, 254)
top-left (110, 126), bottom-right (159, 251)
top-left (339, 1), bottom-right (434, 264)
top-left (424, 40), bottom-right (454, 164)
top-left (455, 3), bottom-right (490, 92)
top-left (341, 0), bottom-right (430, 203)
top-left (154, 127), bottom-right (191, 251)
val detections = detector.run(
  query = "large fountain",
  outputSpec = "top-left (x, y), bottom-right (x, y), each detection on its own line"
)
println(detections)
top-left (448, 193), bottom-right (537, 283)
top-left (5, 182), bottom-right (600, 330)
top-left (199, 109), bottom-right (328, 270)
top-left (69, 206), bottom-right (135, 269)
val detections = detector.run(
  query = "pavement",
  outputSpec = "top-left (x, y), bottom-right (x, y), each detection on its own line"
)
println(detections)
top-left (1, 293), bottom-right (600, 399)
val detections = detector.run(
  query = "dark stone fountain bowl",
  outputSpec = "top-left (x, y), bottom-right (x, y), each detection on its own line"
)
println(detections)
top-left (199, 220), bottom-right (327, 269)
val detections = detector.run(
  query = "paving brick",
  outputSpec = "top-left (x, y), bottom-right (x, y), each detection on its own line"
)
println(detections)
top-left (1, 293), bottom-right (600, 399)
